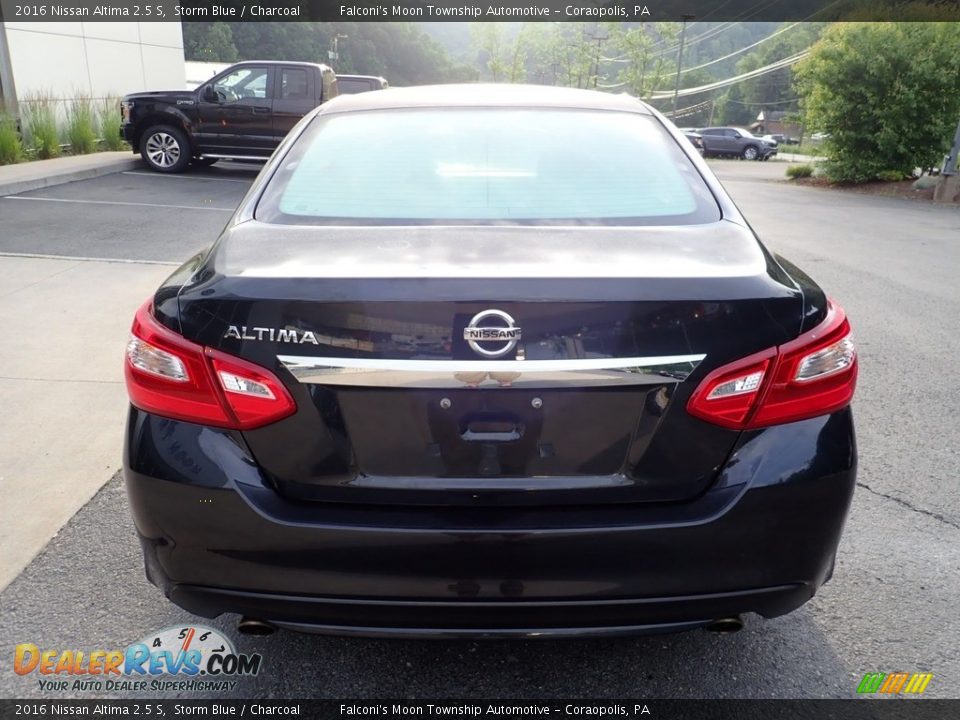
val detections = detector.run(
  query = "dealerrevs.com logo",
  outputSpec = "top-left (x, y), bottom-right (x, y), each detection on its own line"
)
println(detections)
top-left (14, 625), bottom-right (263, 693)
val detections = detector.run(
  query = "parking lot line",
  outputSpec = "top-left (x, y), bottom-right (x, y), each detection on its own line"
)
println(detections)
top-left (2, 196), bottom-right (235, 212)
top-left (0, 251), bottom-right (178, 266)
top-left (121, 171), bottom-right (253, 184)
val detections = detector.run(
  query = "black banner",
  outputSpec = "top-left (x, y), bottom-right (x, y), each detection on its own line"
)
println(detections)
top-left (2, 700), bottom-right (960, 719)
top-left (1, 0), bottom-right (959, 22)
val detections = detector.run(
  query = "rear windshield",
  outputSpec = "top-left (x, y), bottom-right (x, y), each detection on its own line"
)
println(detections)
top-left (256, 108), bottom-right (720, 226)
top-left (336, 78), bottom-right (380, 94)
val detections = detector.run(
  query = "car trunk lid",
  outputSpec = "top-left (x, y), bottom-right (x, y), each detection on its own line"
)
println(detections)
top-left (173, 221), bottom-right (802, 506)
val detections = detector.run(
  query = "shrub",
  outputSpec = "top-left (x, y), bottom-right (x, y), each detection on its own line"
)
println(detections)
top-left (876, 170), bottom-right (907, 182)
top-left (98, 96), bottom-right (127, 151)
top-left (786, 163), bottom-right (815, 179)
top-left (0, 110), bottom-right (23, 165)
top-left (66, 94), bottom-right (97, 154)
top-left (796, 23), bottom-right (960, 184)
top-left (21, 91), bottom-right (61, 159)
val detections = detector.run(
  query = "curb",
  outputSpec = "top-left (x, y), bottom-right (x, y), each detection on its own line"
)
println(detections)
top-left (0, 155), bottom-right (142, 197)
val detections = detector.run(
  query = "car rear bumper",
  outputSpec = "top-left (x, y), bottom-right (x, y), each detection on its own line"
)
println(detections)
top-left (123, 407), bottom-right (856, 637)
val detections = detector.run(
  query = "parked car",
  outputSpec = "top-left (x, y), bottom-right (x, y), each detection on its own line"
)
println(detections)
top-left (683, 130), bottom-right (705, 154)
top-left (121, 61), bottom-right (337, 173)
top-left (763, 133), bottom-right (798, 146)
top-left (123, 85), bottom-right (857, 638)
top-left (335, 74), bottom-right (389, 94)
top-left (698, 126), bottom-right (778, 160)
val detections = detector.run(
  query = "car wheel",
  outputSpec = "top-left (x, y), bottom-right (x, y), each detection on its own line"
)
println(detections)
top-left (741, 145), bottom-right (759, 161)
top-left (140, 125), bottom-right (191, 173)
top-left (192, 157), bottom-right (219, 167)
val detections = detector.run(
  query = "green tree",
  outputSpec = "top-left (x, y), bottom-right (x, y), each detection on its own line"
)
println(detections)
top-left (795, 22), bottom-right (960, 182)
top-left (182, 22), bottom-right (239, 62)
top-left (470, 23), bottom-right (511, 81)
top-left (734, 23), bottom-right (825, 110)
top-left (521, 23), bottom-right (602, 89)
top-left (608, 23), bottom-right (679, 98)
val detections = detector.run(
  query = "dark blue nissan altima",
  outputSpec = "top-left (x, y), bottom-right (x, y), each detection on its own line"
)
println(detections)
top-left (123, 85), bottom-right (858, 638)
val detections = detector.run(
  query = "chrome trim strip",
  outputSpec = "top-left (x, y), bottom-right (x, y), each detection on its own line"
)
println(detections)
top-left (349, 475), bottom-right (633, 491)
top-left (278, 354), bottom-right (705, 389)
top-left (199, 154), bottom-right (269, 161)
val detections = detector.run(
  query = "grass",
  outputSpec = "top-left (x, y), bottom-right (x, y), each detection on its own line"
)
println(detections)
top-left (65, 94), bottom-right (97, 155)
top-left (781, 143), bottom-right (825, 157)
top-left (98, 96), bottom-right (127, 151)
top-left (786, 163), bottom-right (815, 179)
top-left (0, 110), bottom-right (23, 165)
top-left (21, 90), bottom-right (61, 159)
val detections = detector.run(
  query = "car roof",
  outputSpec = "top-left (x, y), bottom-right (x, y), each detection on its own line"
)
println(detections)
top-left (319, 84), bottom-right (654, 115)
top-left (233, 60), bottom-right (333, 71)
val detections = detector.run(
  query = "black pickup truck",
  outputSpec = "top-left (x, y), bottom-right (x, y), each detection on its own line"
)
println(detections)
top-left (121, 61), bottom-right (337, 173)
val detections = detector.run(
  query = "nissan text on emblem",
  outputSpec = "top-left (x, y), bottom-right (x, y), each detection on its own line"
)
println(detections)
top-left (464, 309), bottom-right (522, 358)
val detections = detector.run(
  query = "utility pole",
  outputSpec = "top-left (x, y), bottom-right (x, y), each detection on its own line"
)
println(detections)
top-left (945, 117), bottom-right (960, 176)
top-left (588, 28), bottom-right (609, 88)
top-left (933, 117), bottom-right (960, 203)
top-left (672, 15), bottom-right (695, 117)
top-left (329, 33), bottom-right (348, 63)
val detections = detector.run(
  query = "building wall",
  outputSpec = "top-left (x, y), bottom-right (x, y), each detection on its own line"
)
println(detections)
top-left (0, 21), bottom-right (185, 111)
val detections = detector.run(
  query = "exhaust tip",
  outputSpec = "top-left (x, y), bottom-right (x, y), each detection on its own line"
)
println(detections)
top-left (237, 617), bottom-right (277, 636)
top-left (705, 616), bottom-right (744, 634)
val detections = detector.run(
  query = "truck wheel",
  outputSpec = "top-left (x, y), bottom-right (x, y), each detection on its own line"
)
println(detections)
top-left (140, 125), bottom-right (191, 173)
top-left (741, 145), bottom-right (759, 161)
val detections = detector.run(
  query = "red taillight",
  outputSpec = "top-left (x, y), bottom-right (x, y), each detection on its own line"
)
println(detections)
top-left (687, 301), bottom-right (857, 430)
top-left (124, 301), bottom-right (296, 430)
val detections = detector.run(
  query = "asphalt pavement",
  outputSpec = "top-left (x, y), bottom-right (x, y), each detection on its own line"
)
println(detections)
top-left (0, 158), bottom-right (958, 700)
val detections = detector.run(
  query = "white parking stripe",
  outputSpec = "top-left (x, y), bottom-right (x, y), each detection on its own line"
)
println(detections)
top-left (0, 251), bottom-right (178, 265)
top-left (2, 196), bottom-right (235, 212)
top-left (122, 171), bottom-right (252, 184)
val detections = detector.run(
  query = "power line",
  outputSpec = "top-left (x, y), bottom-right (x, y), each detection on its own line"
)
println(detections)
top-left (663, 99), bottom-right (714, 119)
top-left (725, 97), bottom-right (801, 105)
top-left (650, 0), bottom-right (787, 59)
top-left (603, 18), bottom-right (748, 65)
top-left (646, 50), bottom-right (810, 99)
top-left (678, 21), bottom-right (802, 75)
top-left (601, 22), bottom-right (735, 64)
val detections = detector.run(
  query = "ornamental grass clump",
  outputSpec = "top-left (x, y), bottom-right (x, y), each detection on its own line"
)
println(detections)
top-left (0, 109), bottom-right (23, 164)
top-left (22, 90), bottom-right (61, 159)
top-left (66, 94), bottom-right (97, 155)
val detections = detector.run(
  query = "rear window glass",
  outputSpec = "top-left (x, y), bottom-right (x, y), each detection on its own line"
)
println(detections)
top-left (336, 78), bottom-right (379, 94)
top-left (256, 108), bottom-right (720, 225)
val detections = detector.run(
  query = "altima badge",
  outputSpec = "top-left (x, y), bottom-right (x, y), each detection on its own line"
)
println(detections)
top-left (463, 309), bottom-right (521, 358)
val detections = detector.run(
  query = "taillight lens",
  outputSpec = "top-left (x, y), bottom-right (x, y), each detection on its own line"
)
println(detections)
top-left (688, 301), bottom-right (857, 430)
top-left (124, 301), bottom-right (296, 430)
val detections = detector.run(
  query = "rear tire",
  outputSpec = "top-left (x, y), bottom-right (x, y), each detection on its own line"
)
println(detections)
top-left (139, 125), bottom-right (191, 173)
top-left (741, 145), bottom-right (759, 161)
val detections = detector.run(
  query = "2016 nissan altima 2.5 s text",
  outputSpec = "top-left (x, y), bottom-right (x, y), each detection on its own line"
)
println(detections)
top-left (123, 85), bottom-right (858, 638)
